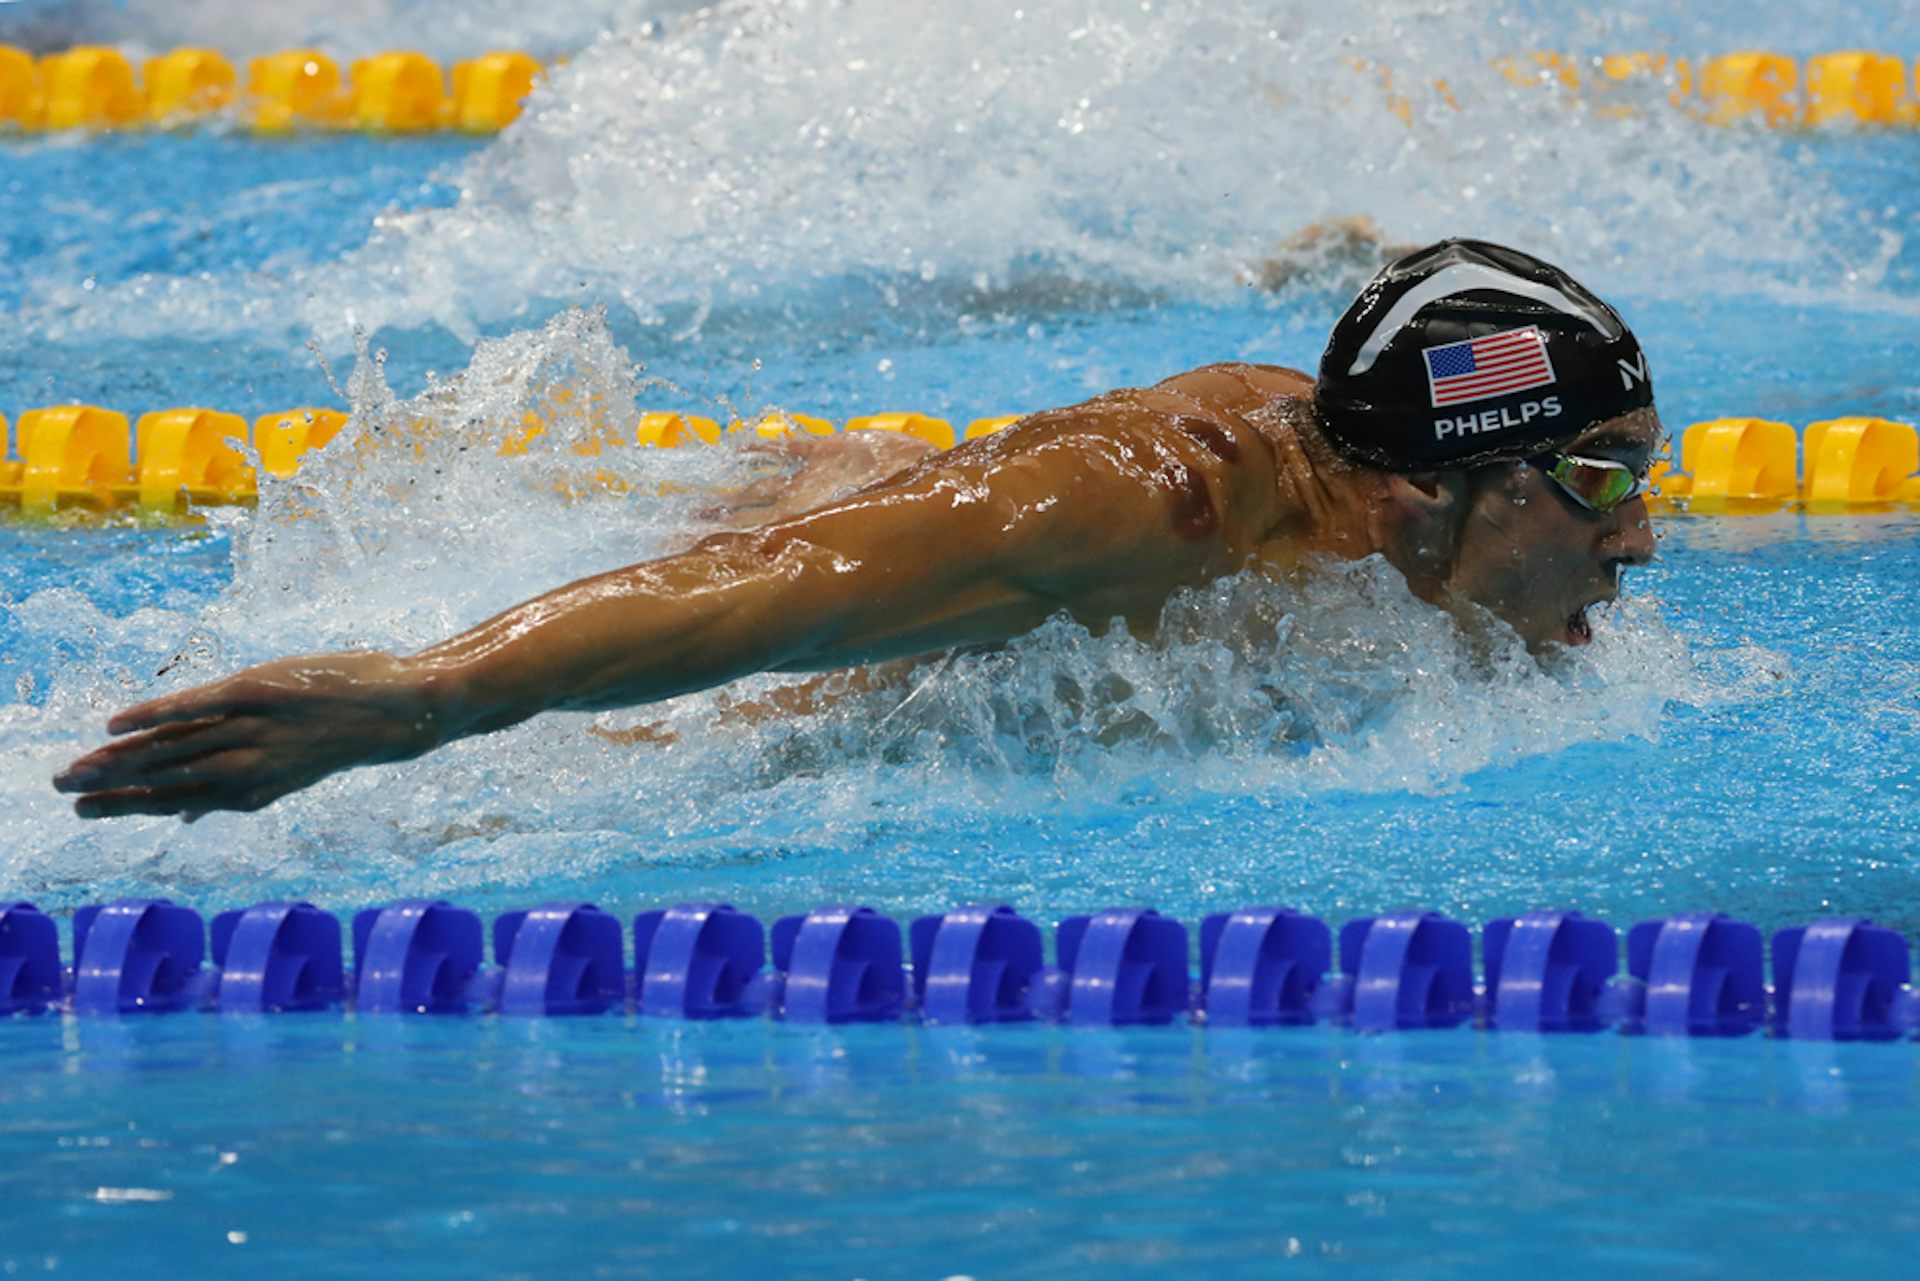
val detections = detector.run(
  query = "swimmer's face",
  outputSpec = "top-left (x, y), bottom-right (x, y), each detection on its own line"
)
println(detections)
top-left (1441, 407), bottom-right (1661, 650)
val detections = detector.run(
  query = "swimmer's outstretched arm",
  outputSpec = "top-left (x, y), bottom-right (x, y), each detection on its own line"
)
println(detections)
top-left (54, 413), bottom-right (1257, 819)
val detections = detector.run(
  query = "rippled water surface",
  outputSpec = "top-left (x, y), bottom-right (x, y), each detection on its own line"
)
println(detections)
top-left (3, 0), bottom-right (1920, 1275)
top-left (7, 1017), bottom-right (1920, 1280)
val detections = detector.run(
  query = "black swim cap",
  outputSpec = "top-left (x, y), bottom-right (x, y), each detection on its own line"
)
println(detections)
top-left (1314, 239), bottom-right (1654, 472)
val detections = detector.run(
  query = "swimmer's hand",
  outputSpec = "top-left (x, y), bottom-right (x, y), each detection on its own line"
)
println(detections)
top-left (53, 652), bottom-right (441, 821)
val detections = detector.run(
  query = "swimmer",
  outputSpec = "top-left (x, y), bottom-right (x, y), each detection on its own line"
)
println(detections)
top-left (55, 239), bottom-right (1660, 820)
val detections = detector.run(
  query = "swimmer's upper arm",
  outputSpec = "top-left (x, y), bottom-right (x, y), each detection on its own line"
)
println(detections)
top-left (729, 419), bottom-right (1234, 671)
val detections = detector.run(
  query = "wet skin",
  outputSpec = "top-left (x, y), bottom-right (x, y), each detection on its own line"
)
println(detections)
top-left (54, 364), bottom-right (1657, 820)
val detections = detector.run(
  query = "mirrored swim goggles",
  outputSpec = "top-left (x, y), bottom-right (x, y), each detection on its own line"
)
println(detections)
top-left (1526, 452), bottom-right (1650, 515)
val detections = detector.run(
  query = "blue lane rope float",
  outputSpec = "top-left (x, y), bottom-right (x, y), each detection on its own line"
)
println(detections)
top-left (350, 899), bottom-right (481, 1015)
top-left (634, 901), bottom-right (775, 1019)
top-left (210, 899), bottom-right (344, 1013)
top-left (1199, 906), bottom-right (1328, 1027)
top-left (5, 897), bottom-right (1920, 1042)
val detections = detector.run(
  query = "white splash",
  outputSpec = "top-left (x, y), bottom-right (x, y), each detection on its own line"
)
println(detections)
top-left (5, 0), bottom-right (703, 62)
top-left (15, 0), bottom-right (1904, 351)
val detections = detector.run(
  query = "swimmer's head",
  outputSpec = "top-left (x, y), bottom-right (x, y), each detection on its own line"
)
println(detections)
top-left (1313, 239), bottom-right (1654, 472)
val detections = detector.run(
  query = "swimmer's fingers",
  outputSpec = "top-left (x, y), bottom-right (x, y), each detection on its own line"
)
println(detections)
top-left (70, 782), bottom-right (225, 820)
top-left (104, 675), bottom-right (269, 735)
top-left (59, 652), bottom-right (422, 821)
top-left (53, 717), bottom-right (260, 795)
top-left (131, 746), bottom-right (279, 800)
top-left (71, 748), bottom-right (292, 819)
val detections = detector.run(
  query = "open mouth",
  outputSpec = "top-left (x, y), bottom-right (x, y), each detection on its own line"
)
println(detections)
top-left (1565, 606), bottom-right (1594, 646)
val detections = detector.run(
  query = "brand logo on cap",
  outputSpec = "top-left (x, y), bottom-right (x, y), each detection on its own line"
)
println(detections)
top-left (1423, 326), bottom-right (1557, 409)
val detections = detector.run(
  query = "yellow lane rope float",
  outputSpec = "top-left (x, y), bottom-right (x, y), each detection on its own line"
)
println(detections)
top-left (2, 402), bottom-right (1917, 520)
top-left (1499, 48), bottom-right (1919, 126)
top-left (0, 46), bottom-right (1916, 134)
top-left (0, 47), bottom-right (545, 133)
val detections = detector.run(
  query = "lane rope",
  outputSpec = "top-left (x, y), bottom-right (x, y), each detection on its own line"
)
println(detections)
top-left (1, 404), bottom-right (1914, 519)
top-left (3, 46), bottom-right (1917, 135)
top-left (2, 898), bottom-right (1909, 1040)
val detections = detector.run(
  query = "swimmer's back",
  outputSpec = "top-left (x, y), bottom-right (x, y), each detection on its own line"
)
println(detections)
top-left (703, 359), bottom-right (1325, 643)
top-left (930, 361), bottom-right (1316, 574)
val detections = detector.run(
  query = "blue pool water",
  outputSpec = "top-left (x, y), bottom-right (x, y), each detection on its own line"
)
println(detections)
top-left (4, 0), bottom-right (1920, 1275)
top-left (7, 1018), bottom-right (1920, 1278)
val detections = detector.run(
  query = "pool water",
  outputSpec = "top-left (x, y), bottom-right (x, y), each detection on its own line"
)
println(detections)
top-left (7, 1018), bottom-right (1920, 1279)
top-left (3, 0), bottom-right (1920, 1276)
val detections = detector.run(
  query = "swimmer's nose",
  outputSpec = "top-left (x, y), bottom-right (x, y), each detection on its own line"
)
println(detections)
top-left (1606, 497), bottom-right (1657, 568)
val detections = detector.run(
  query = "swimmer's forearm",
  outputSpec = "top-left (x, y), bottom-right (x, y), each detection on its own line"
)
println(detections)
top-left (403, 552), bottom-right (819, 742)
top-left (400, 538), bottom-right (1034, 744)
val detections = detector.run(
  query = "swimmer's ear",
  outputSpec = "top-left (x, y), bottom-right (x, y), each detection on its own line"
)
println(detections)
top-left (1382, 470), bottom-right (1469, 525)
top-left (1379, 470), bottom-right (1476, 574)
top-left (1366, 470), bottom-right (1474, 597)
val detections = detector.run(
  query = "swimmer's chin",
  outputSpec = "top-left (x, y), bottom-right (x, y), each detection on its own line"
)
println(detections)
top-left (1516, 611), bottom-right (1591, 655)
top-left (1462, 606), bottom-right (1591, 660)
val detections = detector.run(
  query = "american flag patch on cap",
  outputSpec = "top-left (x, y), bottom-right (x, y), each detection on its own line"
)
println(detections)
top-left (1423, 326), bottom-right (1556, 408)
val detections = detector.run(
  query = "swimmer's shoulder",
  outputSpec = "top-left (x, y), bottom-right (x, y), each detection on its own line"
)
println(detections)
top-left (1115, 361), bottom-right (1314, 466)
top-left (906, 362), bottom-right (1308, 558)
top-left (1153, 361), bottom-right (1315, 416)
top-left (932, 361), bottom-right (1311, 477)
